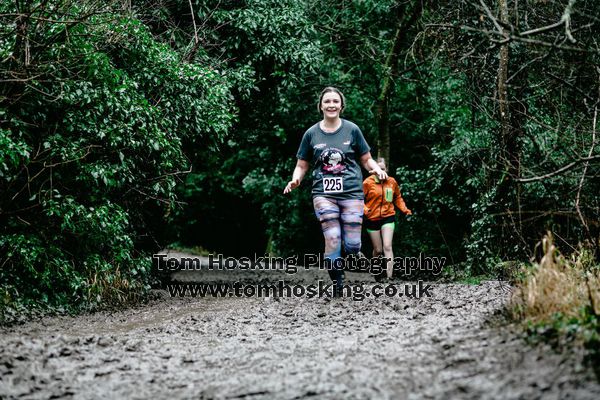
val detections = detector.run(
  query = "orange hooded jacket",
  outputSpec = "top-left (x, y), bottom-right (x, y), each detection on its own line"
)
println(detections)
top-left (363, 175), bottom-right (411, 221)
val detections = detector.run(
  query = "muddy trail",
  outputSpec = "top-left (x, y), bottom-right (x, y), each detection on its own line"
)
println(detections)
top-left (1, 252), bottom-right (599, 399)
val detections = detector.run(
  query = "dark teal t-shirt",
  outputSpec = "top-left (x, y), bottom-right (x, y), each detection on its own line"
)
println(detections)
top-left (296, 119), bottom-right (370, 199)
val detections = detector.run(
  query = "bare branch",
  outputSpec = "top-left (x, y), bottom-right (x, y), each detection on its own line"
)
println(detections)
top-left (145, 165), bottom-right (193, 182)
top-left (520, 0), bottom-right (577, 43)
top-left (460, 25), bottom-right (594, 53)
top-left (188, 0), bottom-right (199, 45)
top-left (575, 66), bottom-right (599, 235)
top-left (575, 105), bottom-right (596, 233)
top-left (547, 72), bottom-right (597, 103)
top-left (516, 154), bottom-right (600, 183)
top-left (479, 0), bottom-right (505, 35)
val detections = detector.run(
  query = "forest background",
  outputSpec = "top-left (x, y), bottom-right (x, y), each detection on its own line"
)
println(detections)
top-left (1, 0), bottom-right (599, 319)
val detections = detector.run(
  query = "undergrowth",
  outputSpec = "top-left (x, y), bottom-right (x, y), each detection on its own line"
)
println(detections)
top-left (510, 233), bottom-right (600, 378)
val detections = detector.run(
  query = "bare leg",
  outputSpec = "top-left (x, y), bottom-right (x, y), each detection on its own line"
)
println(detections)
top-left (368, 229), bottom-right (385, 280)
top-left (368, 229), bottom-right (383, 258)
top-left (381, 223), bottom-right (395, 278)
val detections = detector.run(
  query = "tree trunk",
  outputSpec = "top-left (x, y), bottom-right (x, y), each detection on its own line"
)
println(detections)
top-left (497, 0), bottom-right (510, 148)
top-left (374, 0), bottom-right (424, 169)
top-left (494, 0), bottom-right (524, 258)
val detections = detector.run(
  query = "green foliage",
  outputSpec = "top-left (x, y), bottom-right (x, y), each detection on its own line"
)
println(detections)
top-left (0, 0), bottom-right (236, 319)
top-left (217, 0), bottom-right (321, 68)
top-left (3, 0), bottom-right (600, 321)
top-left (163, 0), bottom-right (324, 256)
top-left (167, 0), bottom-right (600, 271)
top-left (389, 65), bottom-right (492, 266)
top-left (524, 309), bottom-right (600, 374)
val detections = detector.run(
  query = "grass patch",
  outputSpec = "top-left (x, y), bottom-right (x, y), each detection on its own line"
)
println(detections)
top-left (1, 260), bottom-right (151, 326)
top-left (510, 233), bottom-right (600, 377)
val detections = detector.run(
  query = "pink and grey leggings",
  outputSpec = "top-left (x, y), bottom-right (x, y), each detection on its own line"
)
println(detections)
top-left (312, 196), bottom-right (364, 266)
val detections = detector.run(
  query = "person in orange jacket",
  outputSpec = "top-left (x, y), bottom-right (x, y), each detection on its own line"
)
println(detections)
top-left (363, 158), bottom-right (412, 281)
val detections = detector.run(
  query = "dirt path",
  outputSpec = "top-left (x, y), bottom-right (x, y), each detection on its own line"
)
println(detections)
top-left (1, 256), bottom-right (599, 399)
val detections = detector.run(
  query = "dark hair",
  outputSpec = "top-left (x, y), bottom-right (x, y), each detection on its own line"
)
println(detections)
top-left (317, 87), bottom-right (346, 114)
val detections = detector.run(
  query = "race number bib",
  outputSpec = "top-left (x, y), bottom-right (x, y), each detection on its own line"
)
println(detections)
top-left (323, 177), bottom-right (343, 193)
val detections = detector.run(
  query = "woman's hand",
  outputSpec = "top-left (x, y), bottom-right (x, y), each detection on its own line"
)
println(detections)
top-left (284, 178), bottom-right (300, 194)
top-left (283, 159), bottom-right (309, 195)
top-left (369, 168), bottom-right (388, 181)
top-left (360, 152), bottom-right (387, 180)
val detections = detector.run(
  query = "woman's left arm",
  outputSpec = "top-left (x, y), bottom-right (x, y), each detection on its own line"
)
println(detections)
top-left (359, 152), bottom-right (387, 180)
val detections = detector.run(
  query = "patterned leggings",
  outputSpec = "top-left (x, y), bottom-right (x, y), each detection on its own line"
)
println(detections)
top-left (312, 196), bottom-right (364, 266)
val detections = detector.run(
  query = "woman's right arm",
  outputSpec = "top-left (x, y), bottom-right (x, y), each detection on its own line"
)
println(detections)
top-left (283, 159), bottom-right (310, 194)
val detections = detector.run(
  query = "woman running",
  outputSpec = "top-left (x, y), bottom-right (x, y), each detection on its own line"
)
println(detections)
top-left (284, 87), bottom-right (386, 295)
top-left (363, 157), bottom-right (412, 282)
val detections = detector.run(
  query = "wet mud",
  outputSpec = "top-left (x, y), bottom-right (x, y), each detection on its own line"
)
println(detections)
top-left (1, 253), bottom-right (599, 399)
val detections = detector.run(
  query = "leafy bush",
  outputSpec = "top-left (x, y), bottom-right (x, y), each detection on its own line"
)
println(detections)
top-left (0, 1), bottom-right (235, 320)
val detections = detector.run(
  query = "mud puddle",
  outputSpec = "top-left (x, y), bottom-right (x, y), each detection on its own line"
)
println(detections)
top-left (1, 257), bottom-right (599, 399)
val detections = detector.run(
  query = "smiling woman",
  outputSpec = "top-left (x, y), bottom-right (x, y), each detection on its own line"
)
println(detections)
top-left (319, 90), bottom-right (344, 130)
top-left (283, 87), bottom-right (387, 295)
